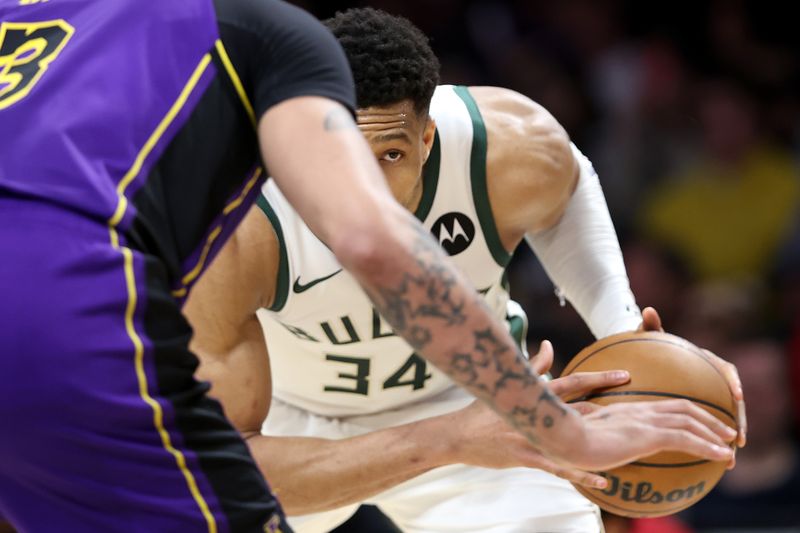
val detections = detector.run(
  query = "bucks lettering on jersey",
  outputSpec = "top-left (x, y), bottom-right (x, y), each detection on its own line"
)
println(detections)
top-left (257, 85), bottom-right (527, 417)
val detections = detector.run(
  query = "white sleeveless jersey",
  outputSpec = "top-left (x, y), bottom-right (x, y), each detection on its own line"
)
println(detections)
top-left (256, 85), bottom-right (527, 417)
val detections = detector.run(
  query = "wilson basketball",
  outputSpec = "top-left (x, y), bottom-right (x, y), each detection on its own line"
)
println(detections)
top-left (559, 331), bottom-right (738, 518)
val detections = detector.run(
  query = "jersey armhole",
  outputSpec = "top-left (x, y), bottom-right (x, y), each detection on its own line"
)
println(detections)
top-left (212, 38), bottom-right (257, 127)
top-left (256, 191), bottom-right (289, 311)
top-left (452, 85), bottom-right (512, 268)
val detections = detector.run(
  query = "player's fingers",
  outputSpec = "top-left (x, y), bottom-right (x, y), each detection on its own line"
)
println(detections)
top-left (549, 370), bottom-right (629, 399)
top-left (652, 428), bottom-right (734, 462)
top-left (651, 413), bottom-right (727, 447)
top-left (736, 399), bottom-right (747, 448)
top-left (727, 449), bottom-right (737, 470)
top-left (569, 401), bottom-right (602, 415)
top-left (648, 399), bottom-right (737, 443)
top-left (638, 307), bottom-right (663, 332)
top-left (522, 453), bottom-right (609, 489)
top-left (529, 340), bottom-right (554, 376)
top-left (550, 465), bottom-right (609, 489)
top-left (703, 349), bottom-right (744, 401)
top-left (701, 349), bottom-right (747, 446)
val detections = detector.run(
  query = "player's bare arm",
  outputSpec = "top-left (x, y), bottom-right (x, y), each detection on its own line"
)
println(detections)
top-left (476, 86), bottom-right (746, 446)
top-left (185, 205), bottom-right (278, 433)
top-left (247, 346), bottom-right (633, 514)
top-left (257, 96), bottom-right (736, 470)
top-left (184, 206), bottom-right (455, 512)
top-left (187, 194), bottom-right (635, 513)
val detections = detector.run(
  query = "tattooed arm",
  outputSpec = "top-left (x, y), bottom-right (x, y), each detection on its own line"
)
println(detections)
top-left (257, 97), bottom-right (736, 470)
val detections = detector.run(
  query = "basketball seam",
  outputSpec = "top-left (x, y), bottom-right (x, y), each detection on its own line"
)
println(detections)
top-left (630, 459), bottom-right (710, 468)
top-left (567, 337), bottom-right (729, 388)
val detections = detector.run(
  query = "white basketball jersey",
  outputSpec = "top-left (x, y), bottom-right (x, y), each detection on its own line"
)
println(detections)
top-left (257, 85), bottom-right (527, 417)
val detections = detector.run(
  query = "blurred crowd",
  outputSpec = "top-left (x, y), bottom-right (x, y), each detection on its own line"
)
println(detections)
top-left (297, 1), bottom-right (800, 531)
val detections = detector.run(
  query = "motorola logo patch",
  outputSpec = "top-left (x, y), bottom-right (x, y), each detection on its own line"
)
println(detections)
top-left (431, 212), bottom-right (475, 255)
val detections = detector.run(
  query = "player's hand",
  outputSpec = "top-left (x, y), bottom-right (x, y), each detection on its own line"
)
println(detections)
top-left (528, 339), bottom-right (554, 375)
top-left (561, 398), bottom-right (737, 472)
top-left (636, 306), bottom-right (663, 333)
top-left (445, 343), bottom-right (631, 489)
top-left (636, 306), bottom-right (747, 450)
top-left (701, 347), bottom-right (747, 450)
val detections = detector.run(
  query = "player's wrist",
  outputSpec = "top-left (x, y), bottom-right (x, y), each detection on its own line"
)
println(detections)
top-left (406, 414), bottom-right (461, 468)
top-left (530, 402), bottom-right (587, 463)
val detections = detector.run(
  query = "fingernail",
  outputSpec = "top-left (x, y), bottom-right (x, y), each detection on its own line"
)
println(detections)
top-left (715, 445), bottom-right (733, 458)
top-left (611, 371), bottom-right (629, 380)
top-left (594, 478), bottom-right (608, 489)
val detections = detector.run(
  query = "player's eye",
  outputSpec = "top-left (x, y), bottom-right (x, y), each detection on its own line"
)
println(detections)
top-left (381, 150), bottom-right (404, 163)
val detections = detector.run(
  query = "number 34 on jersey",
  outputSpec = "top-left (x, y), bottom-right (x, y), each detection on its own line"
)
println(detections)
top-left (276, 309), bottom-right (434, 397)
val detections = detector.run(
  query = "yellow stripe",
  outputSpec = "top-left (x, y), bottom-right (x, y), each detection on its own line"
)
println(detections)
top-left (107, 53), bottom-right (218, 533)
top-left (108, 52), bottom-right (212, 229)
top-left (179, 225), bottom-right (222, 289)
top-left (214, 39), bottom-right (256, 127)
top-left (171, 167), bottom-right (262, 298)
top-left (116, 236), bottom-right (217, 533)
top-left (223, 166), bottom-right (261, 215)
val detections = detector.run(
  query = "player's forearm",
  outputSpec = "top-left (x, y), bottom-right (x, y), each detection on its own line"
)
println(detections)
top-left (244, 417), bottom-right (451, 515)
top-left (191, 318), bottom-right (272, 432)
top-left (259, 98), bottom-right (584, 457)
top-left (340, 209), bottom-right (585, 458)
top-left (526, 145), bottom-right (640, 338)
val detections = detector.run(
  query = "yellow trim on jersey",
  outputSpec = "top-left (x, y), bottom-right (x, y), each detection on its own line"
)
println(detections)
top-left (171, 167), bottom-right (262, 298)
top-left (214, 39), bottom-right (256, 127)
top-left (0, 19), bottom-right (74, 110)
top-left (108, 52), bottom-right (213, 247)
top-left (113, 237), bottom-right (218, 532)
top-left (107, 53), bottom-right (218, 533)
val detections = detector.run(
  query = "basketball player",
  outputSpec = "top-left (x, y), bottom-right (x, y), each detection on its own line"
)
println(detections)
top-left (184, 8), bottom-right (744, 533)
top-left (0, 1), bottom-right (737, 532)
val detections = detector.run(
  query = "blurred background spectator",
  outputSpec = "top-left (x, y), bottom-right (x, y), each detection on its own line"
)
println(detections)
top-left (293, 1), bottom-right (800, 531)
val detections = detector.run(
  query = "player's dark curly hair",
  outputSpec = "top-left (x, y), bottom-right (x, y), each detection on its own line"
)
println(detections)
top-left (324, 8), bottom-right (440, 115)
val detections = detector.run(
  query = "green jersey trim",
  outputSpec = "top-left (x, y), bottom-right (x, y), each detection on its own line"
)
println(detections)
top-left (414, 129), bottom-right (441, 221)
top-left (508, 312), bottom-right (528, 350)
top-left (257, 191), bottom-right (289, 312)
top-left (452, 85), bottom-right (511, 267)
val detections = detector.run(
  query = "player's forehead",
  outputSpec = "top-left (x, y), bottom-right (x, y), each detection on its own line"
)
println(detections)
top-left (356, 99), bottom-right (421, 143)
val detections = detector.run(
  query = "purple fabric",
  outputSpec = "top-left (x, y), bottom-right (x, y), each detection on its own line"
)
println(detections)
top-left (174, 166), bottom-right (266, 304)
top-left (0, 0), bottom-right (218, 230)
top-left (0, 200), bottom-right (229, 531)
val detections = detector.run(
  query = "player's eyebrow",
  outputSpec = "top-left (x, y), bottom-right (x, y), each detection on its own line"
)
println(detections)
top-left (370, 131), bottom-right (412, 144)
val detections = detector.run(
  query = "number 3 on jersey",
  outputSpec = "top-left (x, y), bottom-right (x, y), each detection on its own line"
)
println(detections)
top-left (324, 352), bottom-right (432, 396)
top-left (0, 20), bottom-right (74, 110)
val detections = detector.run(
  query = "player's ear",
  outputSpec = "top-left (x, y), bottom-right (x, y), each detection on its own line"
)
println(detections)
top-left (422, 116), bottom-right (436, 162)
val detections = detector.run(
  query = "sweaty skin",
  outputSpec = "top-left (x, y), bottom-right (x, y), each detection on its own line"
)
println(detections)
top-left (185, 88), bottom-right (738, 514)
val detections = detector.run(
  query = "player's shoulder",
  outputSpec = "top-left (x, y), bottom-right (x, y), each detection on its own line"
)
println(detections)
top-left (213, 0), bottom-right (294, 26)
top-left (467, 86), bottom-right (569, 153)
top-left (467, 86), bottom-right (578, 237)
top-left (468, 86), bottom-right (574, 189)
top-left (212, 0), bottom-right (326, 45)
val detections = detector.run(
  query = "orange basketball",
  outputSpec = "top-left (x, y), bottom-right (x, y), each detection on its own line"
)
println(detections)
top-left (559, 331), bottom-right (738, 518)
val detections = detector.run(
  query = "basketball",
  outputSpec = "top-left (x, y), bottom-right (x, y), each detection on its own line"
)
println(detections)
top-left (559, 331), bottom-right (738, 518)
